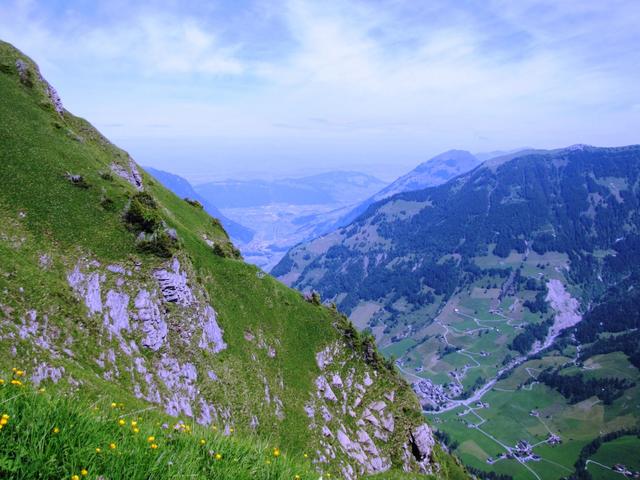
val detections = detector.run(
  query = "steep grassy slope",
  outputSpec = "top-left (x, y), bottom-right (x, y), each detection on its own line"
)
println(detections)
top-left (0, 41), bottom-right (466, 479)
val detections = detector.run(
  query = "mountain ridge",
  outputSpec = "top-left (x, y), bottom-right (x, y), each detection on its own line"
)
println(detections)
top-left (0, 40), bottom-right (464, 479)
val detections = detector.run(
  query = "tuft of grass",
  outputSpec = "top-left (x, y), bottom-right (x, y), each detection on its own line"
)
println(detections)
top-left (0, 376), bottom-right (315, 480)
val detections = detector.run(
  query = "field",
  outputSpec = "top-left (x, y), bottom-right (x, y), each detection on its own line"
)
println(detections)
top-left (587, 435), bottom-right (640, 479)
top-left (376, 243), bottom-right (639, 480)
top-left (433, 351), bottom-right (640, 480)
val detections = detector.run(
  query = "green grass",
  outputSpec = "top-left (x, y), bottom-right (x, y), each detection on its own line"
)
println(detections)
top-left (0, 378), bottom-right (315, 480)
top-left (588, 435), bottom-right (640, 479)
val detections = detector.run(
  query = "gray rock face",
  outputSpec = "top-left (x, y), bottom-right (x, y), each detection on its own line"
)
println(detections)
top-left (104, 290), bottom-right (130, 338)
top-left (198, 305), bottom-right (226, 353)
top-left (135, 289), bottom-right (167, 351)
top-left (410, 424), bottom-right (435, 462)
top-left (111, 159), bottom-right (143, 190)
top-left (31, 363), bottom-right (64, 386)
top-left (316, 375), bottom-right (338, 402)
top-left (67, 266), bottom-right (103, 314)
top-left (15, 59), bottom-right (64, 114)
top-left (154, 259), bottom-right (195, 306)
top-left (157, 356), bottom-right (198, 417)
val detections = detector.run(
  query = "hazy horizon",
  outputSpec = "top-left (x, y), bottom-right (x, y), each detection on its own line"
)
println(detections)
top-left (1, 0), bottom-right (639, 182)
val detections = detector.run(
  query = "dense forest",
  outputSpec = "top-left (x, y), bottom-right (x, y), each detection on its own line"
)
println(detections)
top-left (537, 369), bottom-right (635, 405)
top-left (277, 146), bottom-right (640, 325)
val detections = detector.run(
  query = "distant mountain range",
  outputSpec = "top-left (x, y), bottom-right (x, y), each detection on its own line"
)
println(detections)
top-left (144, 167), bottom-right (255, 243)
top-left (194, 171), bottom-right (387, 209)
top-left (273, 144), bottom-right (640, 477)
top-left (335, 150), bottom-right (481, 229)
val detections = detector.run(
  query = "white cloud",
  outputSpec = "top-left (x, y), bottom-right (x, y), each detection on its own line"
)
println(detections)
top-left (0, 0), bottom-right (638, 177)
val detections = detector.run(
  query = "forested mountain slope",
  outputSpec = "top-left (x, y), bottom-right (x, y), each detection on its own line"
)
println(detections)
top-left (274, 144), bottom-right (640, 479)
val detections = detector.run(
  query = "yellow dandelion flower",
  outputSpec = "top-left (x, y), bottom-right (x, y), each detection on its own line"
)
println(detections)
top-left (199, 438), bottom-right (206, 445)
top-left (303, 453), bottom-right (308, 458)
top-left (131, 420), bottom-right (138, 426)
top-left (150, 443), bottom-right (158, 450)
top-left (215, 453), bottom-right (222, 460)
top-left (38, 387), bottom-right (45, 393)
top-left (10, 380), bottom-right (22, 386)
top-left (212, 425), bottom-right (217, 431)
top-left (52, 427), bottom-right (60, 434)
top-left (265, 460), bottom-right (271, 465)
top-left (11, 368), bottom-right (17, 372)
top-left (109, 443), bottom-right (117, 450)
top-left (1, 414), bottom-right (8, 420)
top-left (81, 469), bottom-right (88, 477)
top-left (71, 475), bottom-right (80, 480)
top-left (133, 427), bottom-right (140, 434)
top-left (110, 402), bottom-right (117, 408)
top-left (15, 370), bottom-right (24, 377)
top-left (0, 419), bottom-right (7, 426)
top-left (229, 427), bottom-right (234, 433)
top-left (273, 448), bottom-right (281, 457)
top-left (0, 379), bottom-right (5, 385)
top-left (295, 476), bottom-right (301, 480)
top-left (95, 448), bottom-right (102, 453)
top-left (147, 436), bottom-right (155, 443)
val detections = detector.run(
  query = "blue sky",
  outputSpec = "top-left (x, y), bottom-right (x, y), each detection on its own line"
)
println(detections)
top-left (1, 0), bottom-right (639, 182)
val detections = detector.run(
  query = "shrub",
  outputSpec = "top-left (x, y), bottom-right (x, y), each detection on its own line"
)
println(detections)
top-left (184, 198), bottom-right (204, 209)
top-left (136, 230), bottom-right (178, 258)
top-left (125, 192), bottom-right (161, 233)
top-left (212, 242), bottom-right (242, 259)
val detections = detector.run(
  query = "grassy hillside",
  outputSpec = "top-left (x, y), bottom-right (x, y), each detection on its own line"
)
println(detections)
top-left (0, 41), bottom-right (465, 479)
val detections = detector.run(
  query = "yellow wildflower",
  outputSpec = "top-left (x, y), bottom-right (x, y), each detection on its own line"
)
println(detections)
top-left (0, 419), bottom-right (7, 426)
top-left (295, 476), bottom-right (301, 480)
top-left (273, 447), bottom-right (281, 457)
top-left (15, 370), bottom-right (24, 377)
top-left (212, 425), bottom-right (217, 431)
top-left (95, 448), bottom-right (102, 453)
top-left (52, 427), bottom-right (60, 434)
top-left (303, 453), bottom-right (308, 458)
top-left (10, 380), bottom-right (22, 386)
top-left (0, 379), bottom-right (5, 385)
top-left (81, 469), bottom-right (88, 477)
top-left (131, 420), bottom-right (138, 427)
top-left (150, 443), bottom-right (158, 450)
top-left (71, 475), bottom-right (80, 480)
top-left (147, 436), bottom-right (155, 443)
top-left (229, 427), bottom-right (234, 433)
top-left (38, 387), bottom-right (45, 393)
top-left (110, 402), bottom-right (117, 408)
top-left (1, 414), bottom-right (8, 419)
top-left (215, 453), bottom-right (222, 460)
top-left (109, 443), bottom-right (117, 450)
top-left (200, 439), bottom-right (206, 445)
top-left (118, 419), bottom-right (126, 426)
top-left (265, 460), bottom-right (271, 465)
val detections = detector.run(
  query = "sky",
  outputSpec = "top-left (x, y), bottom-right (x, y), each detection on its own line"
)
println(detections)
top-left (1, 0), bottom-right (639, 182)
